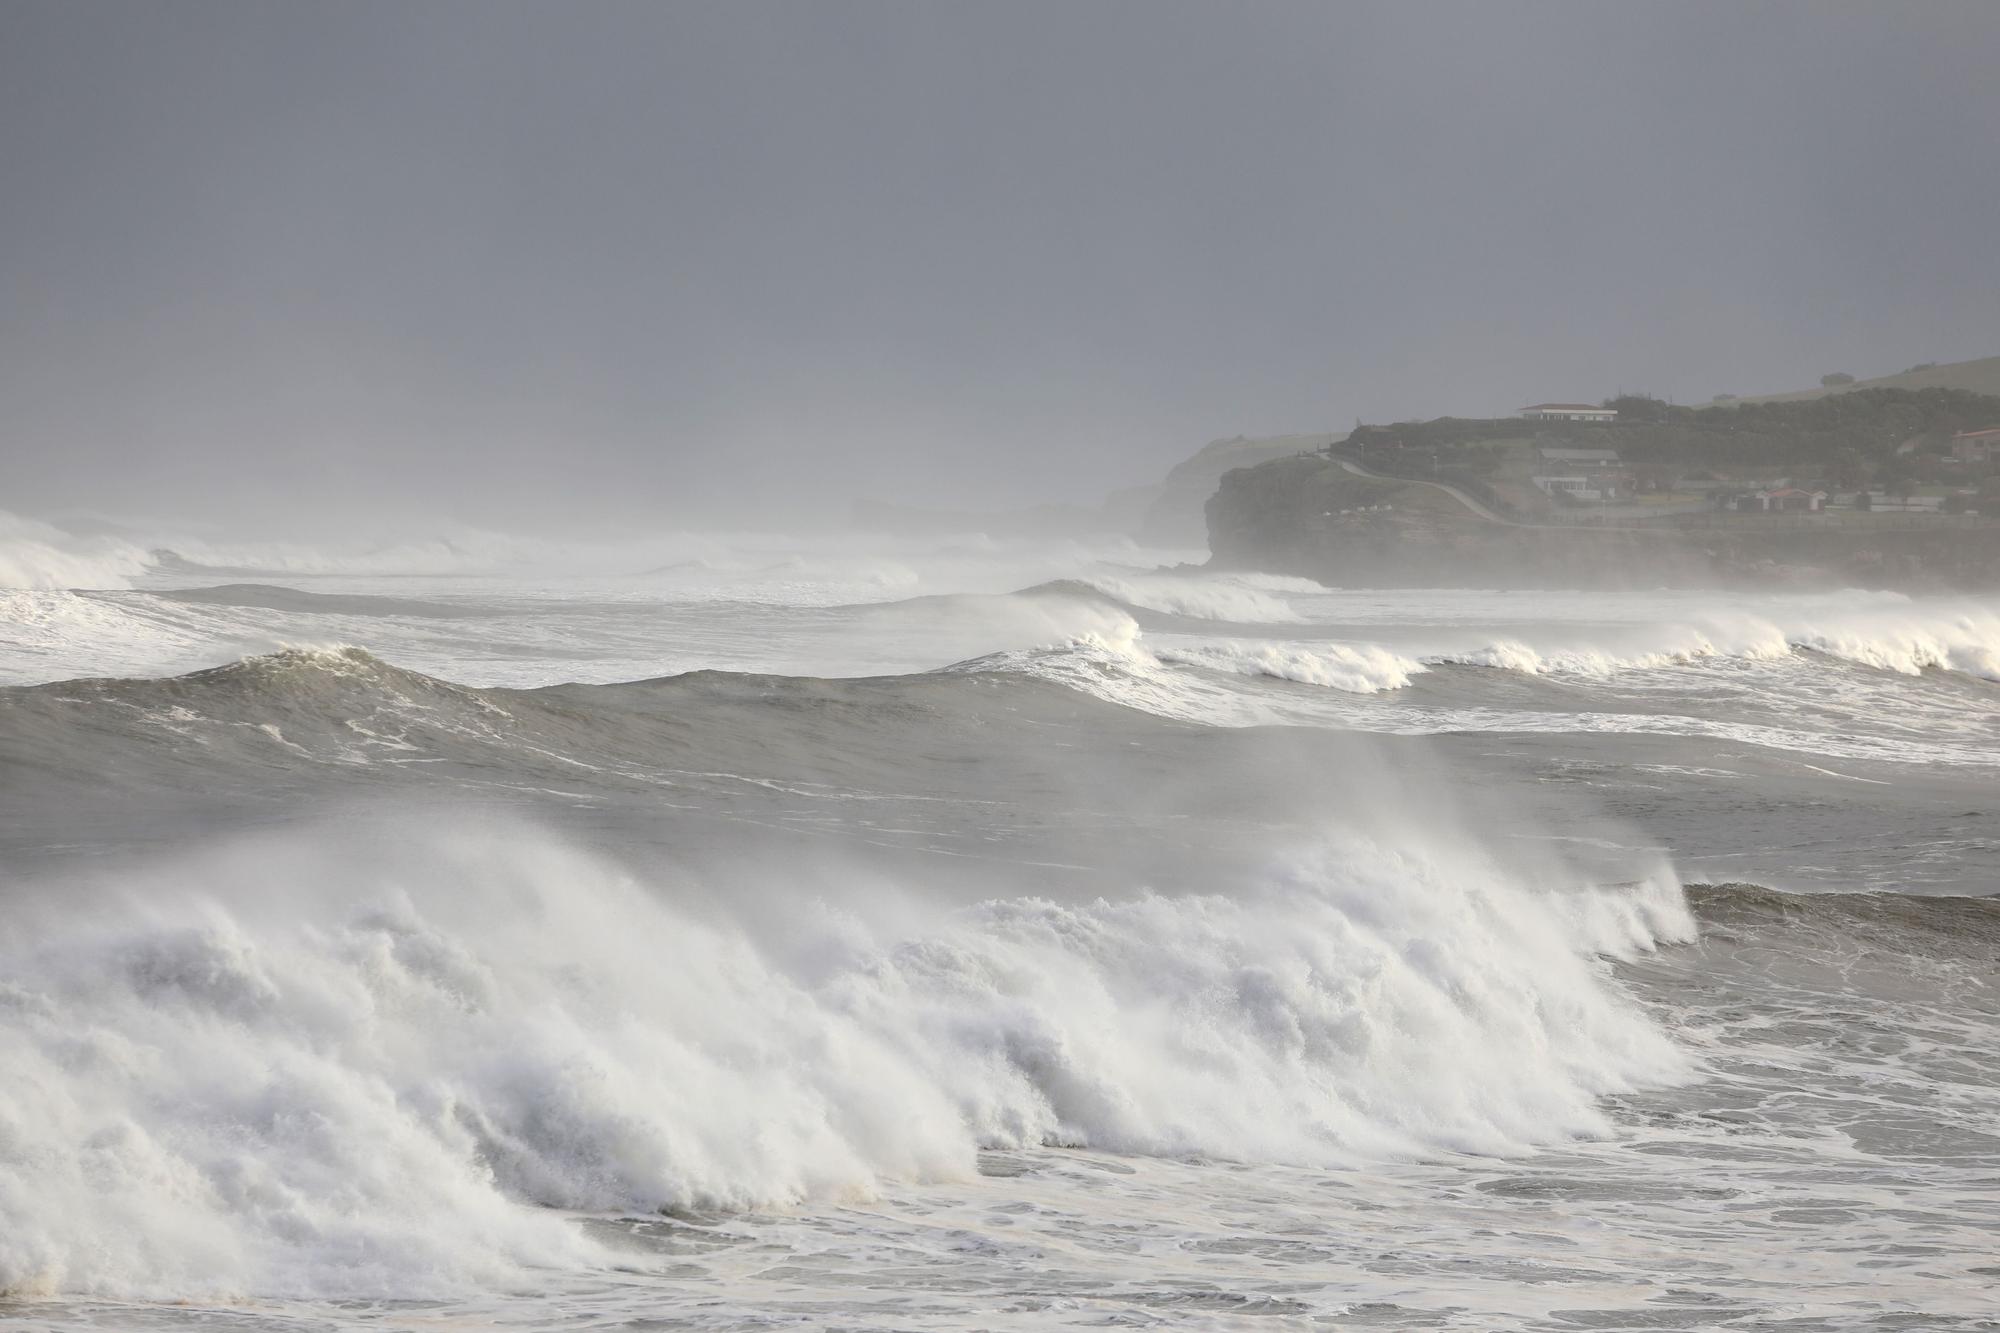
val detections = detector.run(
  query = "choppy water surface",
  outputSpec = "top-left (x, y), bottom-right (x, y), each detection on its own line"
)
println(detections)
top-left (2, 531), bottom-right (1996, 1330)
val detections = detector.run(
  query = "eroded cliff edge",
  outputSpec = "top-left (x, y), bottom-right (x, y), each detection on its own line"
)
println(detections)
top-left (1206, 453), bottom-right (2000, 590)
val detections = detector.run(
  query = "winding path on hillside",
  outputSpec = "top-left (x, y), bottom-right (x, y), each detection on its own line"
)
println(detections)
top-left (1329, 455), bottom-right (1521, 525)
top-left (1327, 454), bottom-right (1687, 535)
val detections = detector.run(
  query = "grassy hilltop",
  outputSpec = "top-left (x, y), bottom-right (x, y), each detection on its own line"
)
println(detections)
top-left (1724, 354), bottom-right (2000, 405)
top-left (1298, 385), bottom-right (2000, 521)
top-left (1203, 370), bottom-right (2000, 590)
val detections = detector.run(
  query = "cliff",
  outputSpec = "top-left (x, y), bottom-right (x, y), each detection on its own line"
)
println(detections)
top-left (1134, 434), bottom-right (1334, 545)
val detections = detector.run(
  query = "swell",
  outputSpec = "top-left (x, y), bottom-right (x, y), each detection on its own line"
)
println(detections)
top-left (0, 647), bottom-right (1177, 864)
top-left (149, 583), bottom-right (493, 619)
top-left (0, 646), bottom-right (1075, 770)
top-left (1686, 880), bottom-right (2000, 953)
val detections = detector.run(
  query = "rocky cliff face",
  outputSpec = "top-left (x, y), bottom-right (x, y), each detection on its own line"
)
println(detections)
top-left (1136, 434), bottom-right (1333, 545)
top-left (1207, 453), bottom-right (2000, 590)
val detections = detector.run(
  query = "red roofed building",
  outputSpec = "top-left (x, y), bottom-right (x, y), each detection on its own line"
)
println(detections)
top-left (1950, 428), bottom-right (2000, 463)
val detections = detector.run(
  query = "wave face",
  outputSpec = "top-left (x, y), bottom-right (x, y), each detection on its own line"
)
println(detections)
top-left (0, 822), bottom-right (1690, 1299)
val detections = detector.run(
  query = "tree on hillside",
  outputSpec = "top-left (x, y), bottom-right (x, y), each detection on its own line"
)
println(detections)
top-left (1828, 448), bottom-right (1870, 491)
top-left (1878, 458), bottom-right (1918, 499)
top-left (1631, 462), bottom-right (1680, 494)
top-left (1821, 372), bottom-right (1856, 387)
top-left (1603, 394), bottom-right (1671, 423)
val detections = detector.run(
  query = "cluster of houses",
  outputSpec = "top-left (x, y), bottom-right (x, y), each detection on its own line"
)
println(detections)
top-left (1523, 443), bottom-right (1969, 515)
top-left (1523, 445), bottom-right (1825, 511)
top-left (1519, 405), bottom-right (1634, 503)
top-left (1514, 401), bottom-right (1997, 517)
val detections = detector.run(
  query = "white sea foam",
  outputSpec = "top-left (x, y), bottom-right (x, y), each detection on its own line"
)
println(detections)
top-left (1428, 605), bottom-right (2000, 682)
top-left (964, 623), bottom-right (1416, 714)
top-left (1066, 572), bottom-right (1319, 623)
top-left (0, 591), bottom-right (238, 683)
top-left (1142, 598), bottom-right (2000, 694)
top-left (1155, 637), bottom-right (1428, 693)
top-left (0, 824), bottom-right (1691, 1301)
top-left (975, 588), bottom-right (1998, 703)
top-left (1229, 586), bottom-right (2000, 685)
top-left (983, 624), bottom-right (2000, 766)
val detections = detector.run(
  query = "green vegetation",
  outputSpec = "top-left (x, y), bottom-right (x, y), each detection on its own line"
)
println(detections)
top-left (1338, 388), bottom-right (2000, 501)
top-left (1602, 388), bottom-right (1999, 474)
top-left (1338, 423), bottom-right (1519, 511)
top-left (1731, 353), bottom-right (2000, 405)
top-left (1209, 369), bottom-right (2000, 590)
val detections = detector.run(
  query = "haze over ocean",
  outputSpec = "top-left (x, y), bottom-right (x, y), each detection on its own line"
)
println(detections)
top-left (4, 5), bottom-right (1999, 1331)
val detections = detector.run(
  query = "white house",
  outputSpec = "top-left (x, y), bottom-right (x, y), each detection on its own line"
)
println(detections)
top-left (1533, 475), bottom-right (1622, 502)
top-left (1718, 485), bottom-right (1827, 513)
top-left (1520, 403), bottom-right (1618, 423)
top-left (1537, 447), bottom-right (1622, 469)
top-left (1864, 494), bottom-right (1945, 513)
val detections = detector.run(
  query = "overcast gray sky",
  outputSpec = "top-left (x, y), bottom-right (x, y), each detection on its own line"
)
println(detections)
top-left (3, 1), bottom-right (1997, 529)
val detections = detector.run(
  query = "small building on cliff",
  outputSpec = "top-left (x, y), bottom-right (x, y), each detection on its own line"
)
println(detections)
top-left (1533, 475), bottom-right (1622, 502)
top-left (1520, 403), bottom-right (1618, 423)
top-left (1720, 487), bottom-right (1827, 513)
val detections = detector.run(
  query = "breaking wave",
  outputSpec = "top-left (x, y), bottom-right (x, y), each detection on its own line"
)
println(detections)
top-left (945, 593), bottom-right (2000, 732)
top-left (0, 823), bottom-right (1693, 1300)
top-left (1020, 572), bottom-right (1324, 623)
top-left (0, 513), bottom-right (154, 590)
top-left (1135, 603), bottom-right (2000, 696)
top-left (1156, 637), bottom-right (1427, 693)
top-left (1430, 603), bottom-right (2000, 682)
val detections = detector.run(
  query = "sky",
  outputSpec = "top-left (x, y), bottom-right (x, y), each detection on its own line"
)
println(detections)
top-left (3, 0), bottom-right (1998, 531)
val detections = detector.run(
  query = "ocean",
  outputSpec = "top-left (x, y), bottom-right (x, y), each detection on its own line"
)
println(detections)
top-left (2, 530), bottom-right (1996, 1331)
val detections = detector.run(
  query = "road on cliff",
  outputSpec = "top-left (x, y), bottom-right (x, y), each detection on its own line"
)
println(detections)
top-left (1329, 456), bottom-right (1524, 524)
top-left (1329, 455), bottom-right (1678, 534)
